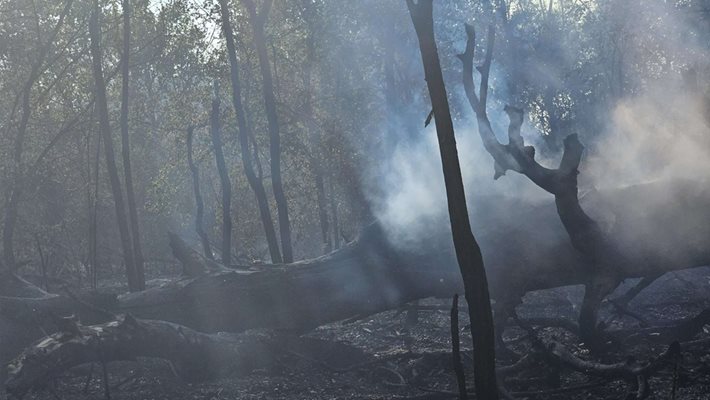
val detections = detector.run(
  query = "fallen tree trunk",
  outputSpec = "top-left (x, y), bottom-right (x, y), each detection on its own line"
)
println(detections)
top-left (4, 314), bottom-right (276, 399)
top-left (5, 313), bottom-right (375, 398)
top-left (116, 178), bottom-right (710, 333)
top-left (1, 180), bottom-right (709, 368)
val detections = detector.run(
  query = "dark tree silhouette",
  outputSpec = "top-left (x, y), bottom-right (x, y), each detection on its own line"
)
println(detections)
top-left (218, 0), bottom-right (283, 263)
top-left (88, 0), bottom-right (141, 291)
top-left (407, 1), bottom-right (499, 398)
top-left (243, 0), bottom-right (294, 263)
top-left (120, 0), bottom-right (145, 289)
top-left (208, 84), bottom-right (232, 265)
top-left (187, 126), bottom-right (214, 260)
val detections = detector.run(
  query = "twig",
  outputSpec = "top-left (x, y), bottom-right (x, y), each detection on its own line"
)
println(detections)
top-left (450, 294), bottom-right (468, 399)
top-left (510, 380), bottom-right (605, 396)
top-left (376, 366), bottom-right (406, 386)
top-left (82, 363), bottom-right (94, 393)
top-left (514, 314), bottom-right (681, 399)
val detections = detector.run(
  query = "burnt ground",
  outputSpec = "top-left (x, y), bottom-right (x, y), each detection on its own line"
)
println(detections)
top-left (9, 267), bottom-right (710, 400)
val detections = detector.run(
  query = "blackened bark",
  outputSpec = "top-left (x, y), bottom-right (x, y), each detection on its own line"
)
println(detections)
top-left (458, 24), bottom-right (618, 345)
top-left (120, 0), bottom-right (145, 290)
top-left (407, 1), bottom-right (499, 399)
top-left (88, 0), bottom-right (140, 292)
top-left (187, 126), bottom-right (214, 260)
top-left (243, 0), bottom-right (293, 263)
top-left (217, 0), bottom-right (282, 263)
top-left (208, 87), bottom-right (232, 265)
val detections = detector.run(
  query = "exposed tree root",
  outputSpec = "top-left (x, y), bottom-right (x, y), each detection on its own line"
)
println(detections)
top-left (513, 316), bottom-right (684, 399)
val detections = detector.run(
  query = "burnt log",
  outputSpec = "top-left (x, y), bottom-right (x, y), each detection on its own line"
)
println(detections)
top-left (0, 178), bottom-right (679, 339)
top-left (1, 180), bottom-right (709, 378)
top-left (4, 314), bottom-right (275, 398)
top-left (119, 178), bottom-right (710, 334)
top-left (1, 180), bottom-right (708, 337)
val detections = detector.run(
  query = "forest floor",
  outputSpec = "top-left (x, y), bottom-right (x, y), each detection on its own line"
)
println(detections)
top-left (11, 267), bottom-right (710, 400)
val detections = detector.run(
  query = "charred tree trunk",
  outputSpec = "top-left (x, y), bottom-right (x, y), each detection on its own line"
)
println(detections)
top-left (187, 126), bottom-right (214, 260)
top-left (217, 0), bottom-right (282, 264)
top-left (120, 0), bottom-right (146, 290)
top-left (88, 0), bottom-right (140, 292)
top-left (458, 24), bottom-right (621, 346)
top-left (407, 1), bottom-right (499, 398)
top-left (5, 315), bottom-right (276, 399)
top-left (243, 0), bottom-right (294, 263)
top-left (208, 85), bottom-right (232, 265)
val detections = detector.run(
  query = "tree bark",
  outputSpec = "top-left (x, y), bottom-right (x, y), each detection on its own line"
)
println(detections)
top-left (120, 0), bottom-right (146, 290)
top-left (407, 1), bottom-right (499, 398)
top-left (187, 126), bottom-right (214, 260)
top-left (217, 0), bottom-right (282, 264)
top-left (243, 0), bottom-right (294, 263)
top-left (208, 85), bottom-right (232, 265)
top-left (88, 0), bottom-right (140, 292)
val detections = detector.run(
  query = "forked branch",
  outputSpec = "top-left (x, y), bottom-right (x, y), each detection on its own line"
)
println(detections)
top-left (458, 24), bottom-right (605, 258)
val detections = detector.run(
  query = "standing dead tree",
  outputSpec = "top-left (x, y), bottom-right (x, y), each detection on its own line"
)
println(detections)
top-left (459, 23), bottom-right (624, 346)
top-left (243, 0), bottom-right (294, 263)
top-left (187, 126), bottom-right (214, 260)
top-left (119, 0), bottom-right (146, 290)
top-left (89, 0), bottom-right (141, 292)
top-left (217, 0), bottom-right (283, 263)
top-left (408, 1), bottom-right (499, 398)
top-left (208, 84), bottom-right (233, 265)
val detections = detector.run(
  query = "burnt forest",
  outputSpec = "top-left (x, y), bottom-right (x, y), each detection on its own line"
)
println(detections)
top-left (1, 0), bottom-right (710, 399)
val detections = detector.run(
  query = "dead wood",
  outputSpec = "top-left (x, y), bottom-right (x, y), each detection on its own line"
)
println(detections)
top-left (108, 178), bottom-right (710, 339)
top-left (457, 23), bottom-right (710, 345)
top-left (516, 316), bottom-right (683, 399)
top-left (5, 314), bottom-right (275, 399)
top-left (1, 181), bottom-right (709, 390)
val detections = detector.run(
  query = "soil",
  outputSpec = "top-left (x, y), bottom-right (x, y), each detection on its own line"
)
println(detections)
top-left (8, 267), bottom-right (710, 400)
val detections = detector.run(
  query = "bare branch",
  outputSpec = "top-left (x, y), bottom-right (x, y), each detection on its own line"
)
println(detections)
top-left (458, 24), bottom-right (519, 179)
top-left (478, 25), bottom-right (495, 108)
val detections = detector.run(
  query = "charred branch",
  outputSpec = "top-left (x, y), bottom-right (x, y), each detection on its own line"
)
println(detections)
top-left (5, 314), bottom-right (276, 399)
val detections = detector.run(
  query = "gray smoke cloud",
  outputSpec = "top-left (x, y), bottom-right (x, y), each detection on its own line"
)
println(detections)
top-left (365, 0), bottom-right (710, 252)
